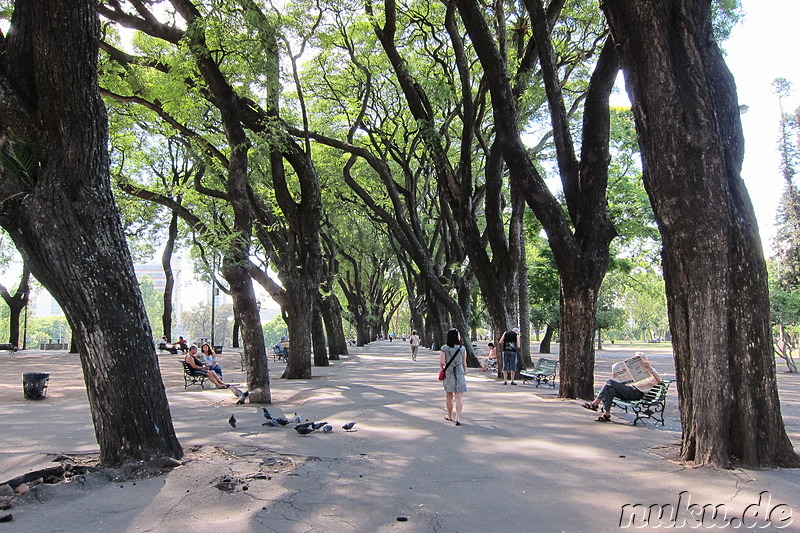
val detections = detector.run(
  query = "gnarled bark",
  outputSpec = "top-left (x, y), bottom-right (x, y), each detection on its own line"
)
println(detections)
top-left (0, 0), bottom-right (182, 466)
top-left (602, 0), bottom-right (799, 467)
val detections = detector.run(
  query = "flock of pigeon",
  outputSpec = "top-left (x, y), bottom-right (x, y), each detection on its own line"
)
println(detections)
top-left (227, 408), bottom-right (356, 436)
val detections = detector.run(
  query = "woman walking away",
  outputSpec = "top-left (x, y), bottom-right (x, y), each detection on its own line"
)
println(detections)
top-left (440, 328), bottom-right (467, 426)
top-left (409, 330), bottom-right (420, 361)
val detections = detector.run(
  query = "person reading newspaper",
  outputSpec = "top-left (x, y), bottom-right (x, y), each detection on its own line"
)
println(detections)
top-left (610, 352), bottom-right (652, 383)
top-left (581, 354), bottom-right (662, 422)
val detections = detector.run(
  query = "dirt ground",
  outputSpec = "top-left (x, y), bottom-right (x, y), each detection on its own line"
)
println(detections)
top-left (1, 342), bottom-right (799, 532)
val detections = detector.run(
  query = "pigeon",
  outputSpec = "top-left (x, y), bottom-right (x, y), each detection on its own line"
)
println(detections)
top-left (342, 422), bottom-right (356, 431)
top-left (228, 414), bottom-right (237, 428)
top-left (274, 417), bottom-right (290, 426)
top-left (322, 425), bottom-right (333, 433)
top-left (262, 419), bottom-right (278, 427)
top-left (294, 425), bottom-right (315, 435)
top-left (231, 386), bottom-right (243, 398)
top-left (293, 413), bottom-right (302, 424)
top-left (262, 408), bottom-right (272, 420)
top-left (295, 422), bottom-right (314, 430)
top-left (235, 391), bottom-right (250, 405)
top-left (311, 421), bottom-right (328, 430)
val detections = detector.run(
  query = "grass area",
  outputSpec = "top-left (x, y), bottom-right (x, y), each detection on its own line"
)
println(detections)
top-left (602, 340), bottom-right (673, 350)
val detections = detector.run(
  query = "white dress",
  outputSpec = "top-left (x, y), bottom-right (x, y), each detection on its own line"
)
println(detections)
top-left (441, 345), bottom-right (466, 393)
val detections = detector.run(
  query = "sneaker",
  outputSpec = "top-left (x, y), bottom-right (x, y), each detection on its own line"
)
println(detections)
top-left (503, 381), bottom-right (508, 385)
top-left (510, 381), bottom-right (517, 386)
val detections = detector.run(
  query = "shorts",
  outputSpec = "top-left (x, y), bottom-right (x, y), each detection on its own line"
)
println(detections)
top-left (502, 351), bottom-right (518, 372)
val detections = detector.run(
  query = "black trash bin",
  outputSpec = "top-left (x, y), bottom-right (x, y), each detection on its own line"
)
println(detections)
top-left (22, 372), bottom-right (50, 400)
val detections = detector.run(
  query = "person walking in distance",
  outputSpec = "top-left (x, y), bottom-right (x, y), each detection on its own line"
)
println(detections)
top-left (409, 330), bottom-right (420, 361)
top-left (498, 327), bottom-right (520, 385)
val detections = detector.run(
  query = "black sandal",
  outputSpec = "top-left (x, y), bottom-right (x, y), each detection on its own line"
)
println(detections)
top-left (581, 402), bottom-right (598, 411)
top-left (595, 414), bottom-right (611, 422)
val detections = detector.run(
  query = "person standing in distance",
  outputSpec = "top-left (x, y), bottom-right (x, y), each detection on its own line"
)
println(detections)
top-left (498, 327), bottom-right (520, 385)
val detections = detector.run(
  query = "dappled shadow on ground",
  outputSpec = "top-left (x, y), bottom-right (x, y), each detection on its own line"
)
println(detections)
top-left (2, 343), bottom-right (799, 532)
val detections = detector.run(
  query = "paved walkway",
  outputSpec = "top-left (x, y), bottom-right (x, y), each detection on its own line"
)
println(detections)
top-left (1, 341), bottom-right (799, 532)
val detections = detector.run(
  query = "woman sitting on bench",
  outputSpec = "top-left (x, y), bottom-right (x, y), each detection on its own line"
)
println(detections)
top-left (479, 342), bottom-right (497, 371)
top-left (185, 345), bottom-right (230, 389)
top-left (200, 342), bottom-right (223, 378)
top-left (581, 357), bottom-right (662, 422)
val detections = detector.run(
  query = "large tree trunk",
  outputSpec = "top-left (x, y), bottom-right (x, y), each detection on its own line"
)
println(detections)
top-left (518, 227), bottom-right (532, 368)
top-left (0, 264), bottom-right (30, 347)
top-left (424, 291), bottom-right (450, 350)
top-left (321, 293), bottom-right (346, 360)
top-left (7, 302), bottom-right (22, 347)
top-left (338, 276), bottom-right (370, 347)
top-left (312, 306), bottom-right (328, 367)
top-left (223, 260), bottom-right (271, 403)
top-left (161, 211), bottom-right (178, 339)
top-left (0, 0), bottom-right (182, 466)
top-left (456, 275), bottom-right (480, 367)
top-left (407, 288), bottom-right (426, 345)
top-left (282, 276), bottom-right (314, 379)
top-left (539, 324), bottom-right (554, 354)
top-left (603, 0), bottom-right (800, 467)
top-left (357, 319), bottom-right (370, 346)
top-left (232, 319), bottom-right (240, 348)
top-left (558, 281), bottom-right (599, 399)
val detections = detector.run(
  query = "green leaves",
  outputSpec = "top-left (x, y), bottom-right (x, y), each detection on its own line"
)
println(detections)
top-left (0, 132), bottom-right (40, 189)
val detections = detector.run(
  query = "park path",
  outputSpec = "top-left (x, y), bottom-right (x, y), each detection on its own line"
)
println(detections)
top-left (1, 341), bottom-right (799, 532)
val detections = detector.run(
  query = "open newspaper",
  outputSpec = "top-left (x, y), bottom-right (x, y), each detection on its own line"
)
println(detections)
top-left (611, 353), bottom-right (651, 384)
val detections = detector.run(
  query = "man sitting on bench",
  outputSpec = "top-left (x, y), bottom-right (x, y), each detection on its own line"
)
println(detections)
top-left (580, 356), bottom-right (662, 422)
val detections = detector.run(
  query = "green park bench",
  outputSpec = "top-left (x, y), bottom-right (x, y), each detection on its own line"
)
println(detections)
top-left (520, 357), bottom-right (559, 388)
top-left (612, 379), bottom-right (674, 426)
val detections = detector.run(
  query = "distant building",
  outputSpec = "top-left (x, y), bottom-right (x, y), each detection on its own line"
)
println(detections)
top-left (32, 290), bottom-right (64, 317)
top-left (134, 258), bottom-right (191, 318)
top-left (133, 261), bottom-right (176, 293)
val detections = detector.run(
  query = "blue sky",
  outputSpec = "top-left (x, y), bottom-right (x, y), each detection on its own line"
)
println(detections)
top-left (725, 0), bottom-right (800, 254)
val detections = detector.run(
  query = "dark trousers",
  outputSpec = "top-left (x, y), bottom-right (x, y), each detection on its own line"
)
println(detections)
top-left (597, 380), bottom-right (643, 412)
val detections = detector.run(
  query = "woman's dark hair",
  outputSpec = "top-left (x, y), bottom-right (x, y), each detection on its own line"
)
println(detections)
top-left (446, 328), bottom-right (460, 348)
